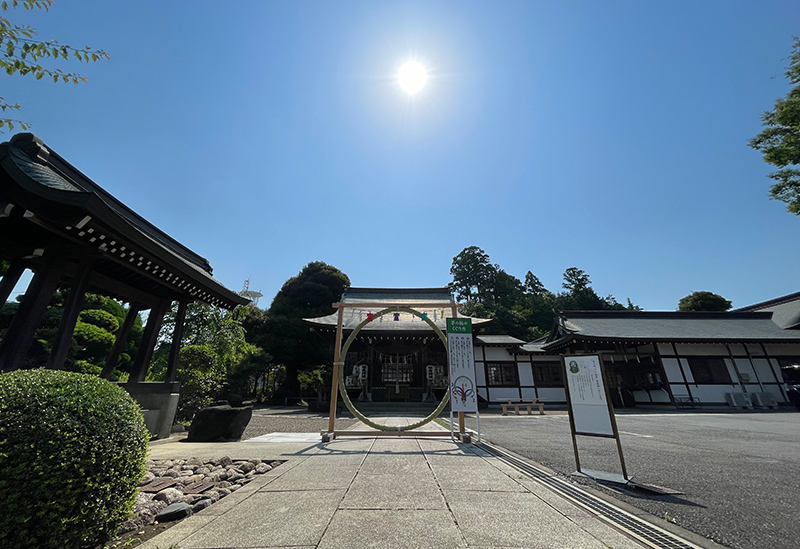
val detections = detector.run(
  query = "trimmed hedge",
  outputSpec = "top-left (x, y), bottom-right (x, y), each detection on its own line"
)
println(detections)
top-left (0, 369), bottom-right (149, 549)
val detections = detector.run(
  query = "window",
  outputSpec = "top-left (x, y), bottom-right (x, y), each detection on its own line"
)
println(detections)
top-left (382, 363), bottom-right (413, 383)
top-left (486, 362), bottom-right (519, 386)
top-left (687, 358), bottom-right (732, 384)
top-left (532, 361), bottom-right (563, 387)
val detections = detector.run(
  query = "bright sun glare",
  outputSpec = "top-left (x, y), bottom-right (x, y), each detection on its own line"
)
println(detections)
top-left (398, 61), bottom-right (427, 94)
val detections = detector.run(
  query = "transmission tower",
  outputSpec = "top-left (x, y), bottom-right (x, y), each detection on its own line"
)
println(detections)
top-left (239, 279), bottom-right (263, 307)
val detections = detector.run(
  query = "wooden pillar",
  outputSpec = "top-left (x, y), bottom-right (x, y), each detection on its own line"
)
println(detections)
top-left (101, 303), bottom-right (142, 379)
top-left (129, 299), bottom-right (170, 383)
top-left (165, 300), bottom-right (188, 382)
top-left (327, 305), bottom-right (345, 434)
top-left (0, 261), bottom-right (26, 307)
top-left (0, 256), bottom-right (65, 372)
top-left (46, 256), bottom-right (95, 370)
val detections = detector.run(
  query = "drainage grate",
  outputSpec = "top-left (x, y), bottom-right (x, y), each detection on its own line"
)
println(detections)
top-left (477, 442), bottom-right (704, 549)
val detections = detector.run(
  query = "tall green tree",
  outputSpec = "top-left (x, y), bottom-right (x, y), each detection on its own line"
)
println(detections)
top-left (749, 37), bottom-right (800, 214)
top-left (449, 247), bottom-right (640, 341)
top-left (259, 261), bottom-right (350, 396)
top-left (677, 291), bottom-right (732, 312)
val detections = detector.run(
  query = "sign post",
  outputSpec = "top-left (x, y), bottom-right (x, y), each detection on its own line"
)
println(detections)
top-left (446, 318), bottom-right (480, 443)
top-left (562, 354), bottom-right (628, 482)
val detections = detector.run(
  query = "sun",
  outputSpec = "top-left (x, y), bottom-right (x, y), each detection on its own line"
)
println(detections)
top-left (398, 61), bottom-right (427, 94)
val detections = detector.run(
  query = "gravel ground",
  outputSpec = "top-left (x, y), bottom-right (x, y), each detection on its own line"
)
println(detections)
top-left (241, 406), bottom-right (358, 440)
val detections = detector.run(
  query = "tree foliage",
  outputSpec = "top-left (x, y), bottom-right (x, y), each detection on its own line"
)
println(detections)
top-left (0, 0), bottom-right (109, 131)
top-left (260, 261), bottom-right (350, 397)
top-left (450, 247), bottom-right (640, 340)
top-left (677, 291), bottom-right (732, 312)
top-left (749, 37), bottom-right (800, 214)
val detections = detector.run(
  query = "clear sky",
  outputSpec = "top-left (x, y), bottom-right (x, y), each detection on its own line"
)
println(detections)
top-left (4, 1), bottom-right (799, 311)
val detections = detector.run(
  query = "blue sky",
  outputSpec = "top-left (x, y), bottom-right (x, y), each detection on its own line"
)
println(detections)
top-left (4, 1), bottom-right (799, 311)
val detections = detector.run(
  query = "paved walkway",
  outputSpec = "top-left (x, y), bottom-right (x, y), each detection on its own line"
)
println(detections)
top-left (141, 416), bottom-right (648, 549)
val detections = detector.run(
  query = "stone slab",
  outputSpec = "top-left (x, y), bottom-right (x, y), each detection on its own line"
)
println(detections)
top-left (262, 462), bottom-right (360, 491)
top-left (341, 472), bottom-right (446, 510)
top-left (431, 462), bottom-right (526, 492)
top-left (444, 489), bottom-right (612, 548)
top-left (318, 509), bottom-right (466, 549)
top-left (178, 490), bottom-right (344, 548)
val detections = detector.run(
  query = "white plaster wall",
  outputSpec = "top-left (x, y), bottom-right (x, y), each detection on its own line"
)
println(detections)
top-left (679, 359), bottom-right (695, 383)
top-left (669, 383), bottom-right (691, 398)
top-left (535, 387), bottom-right (566, 402)
top-left (521, 387), bottom-right (538, 399)
top-left (475, 363), bottom-right (486, 385)
top-left (488, 388), bottom-right (520, 401)
top-left (733, 358), bottom-right (756, 382)
top-left (478, 387), bottom-right (488, 400)
top-left (633, 390), bottom-right (651, 402)
top-left (759, 385), bottom-right (786, 402)
top-left (518, 363), bottom-right (534, 386)
top-left (661, 358), bottom-right (684, 383)
top-left (724, 359), bottom-right (740, 386)
top-left (674, 343), bottom-right (728, 356)
top-left (483, 347), bottom-right (512, 361)
top-left (746, 343), bottom-right (765, 356)
top-left (727, 343), bottom-right (747, 356)
top-left (649, 390), bottom-right (671, 403)
top-left (764, 344), bottom-right (800, 355)
top-left (657, 343), bottom-right (674, 356)
top-left (750, 359), bottom-right (771, 381)
top-left (768, 359), bottom-right (784, 381)
top-left (689, 385), bottom-right (734, 402)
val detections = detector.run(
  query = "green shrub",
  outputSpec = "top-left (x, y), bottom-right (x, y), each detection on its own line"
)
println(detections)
top-left (78, 308), bottom-right (120, 333)
top-left (0, 369), bottom-right (149, 549)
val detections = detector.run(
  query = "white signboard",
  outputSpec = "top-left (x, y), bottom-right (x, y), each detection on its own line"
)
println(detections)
top-left (447, 318), bottom-right (478, 413)
top-left (564, 355), bottom-right (614, 436)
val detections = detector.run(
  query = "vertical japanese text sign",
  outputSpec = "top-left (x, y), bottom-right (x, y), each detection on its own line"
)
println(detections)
top-left (564, 355), bottom-right (614, 436)
top-left (447, 318), bottom-right (478, 413)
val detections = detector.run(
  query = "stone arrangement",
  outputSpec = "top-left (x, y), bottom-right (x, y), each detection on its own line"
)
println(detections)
top-left (118, 456), bottom-right (282, 535)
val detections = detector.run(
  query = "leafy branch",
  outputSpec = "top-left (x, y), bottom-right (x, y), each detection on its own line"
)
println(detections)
top-left (0, 0), bottom-right (110, 132)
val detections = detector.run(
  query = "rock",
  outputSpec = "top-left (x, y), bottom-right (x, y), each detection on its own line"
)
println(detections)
top-left (183, 474), bottom-right (206, 484)
top-left (162, 470), bottom-right (181, 478)
top-left (185, 404), bottom-right (253, 442)
top-left (178, 470), bottom-right (195, 477)
top-left (204, 490), bottom-right (221, 502)
top-left (245, 470), bottom-right (256, 478)
top-left (153, 487), bottom-right (184, 505)
top-left (216, 456), bottom-right (233, 467)
top-left (255, 463), bottom-right (272, 474)
top-left (248, 458), bottom-right (262, 466)
top-left (156, 502), bottom-right (192, 522)
top-left (227, 472), bottom-right (244, 482)
top-left (229, 484), bottom-right (239, 492)
top-left (237, 461), bottom-right (256, 473)
top-left (192, 498), bottom-right (213, 512)
top-left (186, 456), bottom-right (204, 467)
top-left (138, 471), bottom-right (156, 486)
top-left (216, 481), bottom-right (231, 489)
top-left (197, 466), bottom-right (211, 474)
top-left (216, 488), bottom-right (231, 497)
top-left (171, 423), bottom-right (186, 433)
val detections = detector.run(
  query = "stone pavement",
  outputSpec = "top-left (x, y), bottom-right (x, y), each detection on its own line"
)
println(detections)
top-left (140, 416), bottom-right (648, 549)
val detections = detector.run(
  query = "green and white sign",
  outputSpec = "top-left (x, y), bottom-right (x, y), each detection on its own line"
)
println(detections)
top-left (447, 318), bottom-right (477, 413)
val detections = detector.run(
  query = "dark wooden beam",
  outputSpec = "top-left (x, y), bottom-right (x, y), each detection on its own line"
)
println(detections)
top-left (0, 261), bottom-right (25, 306)
top-left (46, 255), bottom-right (95, 370)
top-left (0, 249), bottom-right (66, 372)
top-left (129, 299), bottom-right (170, 382)
top-left (101, 302), bottom-right (143, 379)
top-left (165, 300), bottom-right (187, 382)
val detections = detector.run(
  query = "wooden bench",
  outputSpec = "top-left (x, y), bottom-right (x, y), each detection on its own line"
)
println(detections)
top-left (497, 398), bottom-right (545, 416)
